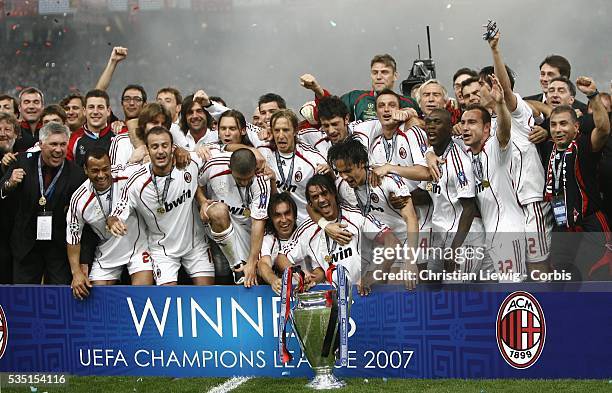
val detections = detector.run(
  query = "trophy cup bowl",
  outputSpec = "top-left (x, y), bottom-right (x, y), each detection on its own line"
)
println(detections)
top-left (291, 289), bottom-right (347, 389)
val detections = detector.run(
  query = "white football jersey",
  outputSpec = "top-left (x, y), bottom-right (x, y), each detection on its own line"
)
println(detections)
top-left (281, 204), bottom-right (390, 284)
top-left (419, 141), bottom-right (485, 246)
top-left (198, 153), bottom-right (271, 228)
top-left (67, 164), bottom-right (148, 268)
top-left (370, 125), bottom-right (432, 235)
top-left (264, 142), bottom-right (327, 223)
top-left (491, 94), bottom-right (545, 205)
top-left (298, 127), bottom-right (331, 157)
top-left (112, 156), bottom-right (208, 258)
top-left (339, 174), bottom-right (412, 242)
top-left (468, 136), bottom-right (525, 241)
top-left (109, 134), bottom-right (133, 166)
top-left (260, 233), bottom-right (289, 267)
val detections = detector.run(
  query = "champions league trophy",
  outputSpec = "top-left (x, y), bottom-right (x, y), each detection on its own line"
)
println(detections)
top-left (278, 265), bottom-right (352, 390)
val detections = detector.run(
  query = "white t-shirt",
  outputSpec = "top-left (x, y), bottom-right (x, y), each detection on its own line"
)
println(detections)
top-left (112, 156), bottom-right (207, 258)
top-left (109, 133), bottom-right (133, 166)
top-left (67, 164), bottom-right (147, 268)
top-left (170, 122), bottom-right (189, 148)
top-left (281, 204), bottom-right (390, 284)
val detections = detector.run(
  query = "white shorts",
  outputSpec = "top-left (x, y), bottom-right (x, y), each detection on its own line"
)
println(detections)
top-left (89, 250), bottom-right (154, 282)
top-left (151, 243), bottom-right (215, 285)
top-left (488, 235), bottom-right (527, 282)
top-left (523, 201), bottom-right (553, 263)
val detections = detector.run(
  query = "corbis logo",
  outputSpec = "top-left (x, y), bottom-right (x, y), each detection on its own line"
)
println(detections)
top-left (0, 305), bottom-right (8, 360)
top-left (496, 291), bottom-right (545, 369)
top-left (294, 171), bottom-right (302, 183)
top-left (184, 172), bottom-right (192, 183)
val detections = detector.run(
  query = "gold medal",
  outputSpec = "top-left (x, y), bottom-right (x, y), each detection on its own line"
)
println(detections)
top-left (243, 208), bottom-right (251, 218)
top-left (324, 255), bottom-right (332, 263)
top-left (482, 180), bottom-right (490, 188)
top-left (157, 207), bottom-right (166, 214)
top-left (39, 196), bottom-right (47, 206)
top-left (425, 182), bottom-right (433, 191)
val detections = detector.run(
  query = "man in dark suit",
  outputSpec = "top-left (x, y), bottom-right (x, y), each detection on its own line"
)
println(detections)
top-left (524, 54), bottom-right (587, 114)
top-left (0, 122), bottom-right (85, 284)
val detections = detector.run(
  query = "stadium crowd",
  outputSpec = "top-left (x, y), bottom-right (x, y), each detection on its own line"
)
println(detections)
top-left (0, 27), bottom-right (611, 299)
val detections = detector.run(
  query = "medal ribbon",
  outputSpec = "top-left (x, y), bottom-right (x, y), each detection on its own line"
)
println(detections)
top-left (274, 150), bottom-right (296, 191)
top-left (150, 165), bottom-right (172, 210)
top-left (325, 263), bottom-right (349, 367)
top-left (382, 133), bottom-right (397, 163)
top-left (235, 179), bottom-right (253, 208)
top-left (355, 169), bottom-right (371, 216)
top-left (278, 266), bottom-right (304, 364)
top-left (94, 183), bottom-right (113, 221)
top-left (37, 155), bottom-right (65, 208)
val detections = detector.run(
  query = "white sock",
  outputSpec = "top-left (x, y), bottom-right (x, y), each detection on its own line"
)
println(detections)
top-left (211, 224), bottom-right (241, 270)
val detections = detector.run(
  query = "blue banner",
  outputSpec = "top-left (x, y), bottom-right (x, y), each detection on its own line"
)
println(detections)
top-left (0, 284), bottom-right (611, 378)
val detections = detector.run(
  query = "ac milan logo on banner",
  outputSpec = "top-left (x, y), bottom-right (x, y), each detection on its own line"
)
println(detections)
top-left (496, 291), bottom-right (545, 369)
top-left (0, 305), bottom-right (7, 360)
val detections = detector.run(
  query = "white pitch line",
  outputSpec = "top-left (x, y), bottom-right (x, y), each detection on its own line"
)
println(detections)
top-left (206, 376), bottom-right (253, 393)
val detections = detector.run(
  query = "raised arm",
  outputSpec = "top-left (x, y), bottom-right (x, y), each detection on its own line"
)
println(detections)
top-left (487, 75), bottom-right (512, 148)
top-left (487, 31), bottom-right (517, 112)
top-left (576, 77), bottom-right (611, 152)
top-left (95, 46), bottom-right (127, 91)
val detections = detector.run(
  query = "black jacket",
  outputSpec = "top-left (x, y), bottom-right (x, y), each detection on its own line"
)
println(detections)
top-left (0, 151), bottom-right (85, 262)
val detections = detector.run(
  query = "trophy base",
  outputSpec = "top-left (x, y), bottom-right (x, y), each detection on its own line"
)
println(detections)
top-left (306, 368), bottom-right (346, 390)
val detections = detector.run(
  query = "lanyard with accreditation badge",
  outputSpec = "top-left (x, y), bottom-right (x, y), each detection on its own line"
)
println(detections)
top-left (150, 165), bottom-right (172, 215)
top-left (36, 155), bottom-right (65, 240)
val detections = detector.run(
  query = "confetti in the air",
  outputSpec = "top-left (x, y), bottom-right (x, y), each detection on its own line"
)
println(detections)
top-left (329, 20), bottom-right (337, 27)
top-left (447, 3), bottom-right (452, 9)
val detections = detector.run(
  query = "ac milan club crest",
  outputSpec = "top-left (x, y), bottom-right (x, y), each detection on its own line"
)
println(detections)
top-left (370, 193), bottom-right (379, 203)
top-left (399, 147), bottom-right (407, 159)
top-left (184, 172), bottom-right (192, 183)
top-left (294, 171), bottom-right (303, 182)
top-left (496, 291), bottom-right (546, 369)
top-left (0, 305), bottom-right (8, 360)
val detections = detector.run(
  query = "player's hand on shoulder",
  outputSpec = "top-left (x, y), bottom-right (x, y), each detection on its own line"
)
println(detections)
top-left (324, 222), bottom-right (352, 246)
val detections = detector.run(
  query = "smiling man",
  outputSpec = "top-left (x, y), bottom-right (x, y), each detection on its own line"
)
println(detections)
top-left (60, 94), bottom-right (86, 133)
top-left (66, 149), bottom-right (152, 299)
top-left (13, 87), bottom-right (44, 153)
top-left (108, 126), bottom-right (215, 286)
top-left (66, 89), bottom-right (115, 167)
top-left (1, 122), bottom-right (85, 284)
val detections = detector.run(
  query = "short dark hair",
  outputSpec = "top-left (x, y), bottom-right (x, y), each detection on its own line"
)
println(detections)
top-left (19, 87), bottom-right (44, 105)
top-left (549, 76), bottom-right (576, 97)
top-left (540, 55), bottom-right (571, 79)
top-left (209, 96), bottom-right (226, 106)
top-left (60, 93), bottom-right (85, 108)
top-left (83, 147), bottom-right (110, 168)
top-left (0, 95), bottom-right (19, 115)
top-left (229, 148), bottom-right (257, 175)
top-left (122, 84), bottom-right (147, 103)
top-left (145, 126), bottom-right (173, 146)
top-left (550, 105), bottom-right (578, 124)
top-left (464, 104), bottom-right (492, 125)
top-left (179, 94), bottom-right (214, 134)
top-left (157, 87), bottom-right (182, 106)
top-left (375, 88), bottom-right (401, 105)
top-left (453, 67), bottom-right (478, 83)
top-left (258, 93), bottom-right (286, 111)
top-left (41, 104), bottom-right (67, 123)
top-left (265, 192), bottom-right (298, 236)
top-left (85, 89), bottom-right (110, 107)
top-left (479, 65), bottom-right (515, 90)
top-left (305, 174), bottom-right (337, 204)
top-left (318, 96), bottom-right (349, 121)
top-left (427, 108), bottom-right (452, 127)
top-left (327, 137), bottom-right (368, 169)
top-left (461, 76), bottom-right (481, 92)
